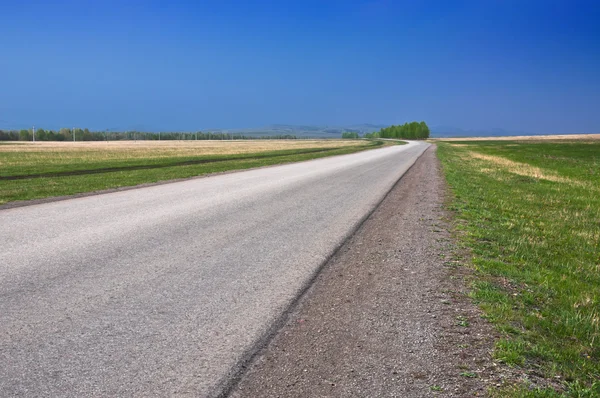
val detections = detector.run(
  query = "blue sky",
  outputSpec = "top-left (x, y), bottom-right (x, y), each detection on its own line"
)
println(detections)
top-left (1, 0), bottom-right (599, 133)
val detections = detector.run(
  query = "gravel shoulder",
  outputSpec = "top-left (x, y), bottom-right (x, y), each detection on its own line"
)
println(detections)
top-left (228, 145), bottom-right (499, 397)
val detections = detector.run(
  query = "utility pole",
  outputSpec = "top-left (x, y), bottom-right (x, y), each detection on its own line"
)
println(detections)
top-left (73, 127), bottom-right (75, 142)
top-left (32, 126), bottom-right (35, 142)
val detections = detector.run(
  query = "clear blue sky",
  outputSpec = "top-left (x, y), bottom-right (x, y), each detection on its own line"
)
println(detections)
top-left (1, 0), bottom-right (599, 133)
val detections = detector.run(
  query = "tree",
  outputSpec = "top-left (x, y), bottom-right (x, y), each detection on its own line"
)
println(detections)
top-left (74, 128), bottom-right (84, 141)
top-left (59, 128), bottom-right (72, 141)
top-left (36, 128), bottom-right (47, 141)
top-left (19, 129), bottom-right (30, 141)
top-left (82, 128), bottom-right (93, 141)
top-left (376, 121), bottom-right (430, 140)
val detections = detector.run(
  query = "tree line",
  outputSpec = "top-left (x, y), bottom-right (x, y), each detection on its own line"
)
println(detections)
top-left (0, 128), bottom-right (298, 141)
top-left (341, 132), bottom-right (360, 139)
top-left (363, 121), bottom-right (430, 140)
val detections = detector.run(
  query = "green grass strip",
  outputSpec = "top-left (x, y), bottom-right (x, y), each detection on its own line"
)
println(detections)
top-left (0, 140), bottom-right (384, 205)
top-left (437, 140), bottom-right (600, 397)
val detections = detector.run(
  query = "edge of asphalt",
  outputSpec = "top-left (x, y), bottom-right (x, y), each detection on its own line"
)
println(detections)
top-left (0, 142), bottom-right (394, 211)
top-left (208, 143), bottom-right (430, 398)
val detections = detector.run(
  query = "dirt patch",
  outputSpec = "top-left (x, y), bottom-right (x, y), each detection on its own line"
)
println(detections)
top-left (227, 146), bottom-right (502, 397)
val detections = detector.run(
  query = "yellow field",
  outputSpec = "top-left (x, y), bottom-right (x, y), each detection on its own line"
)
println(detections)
top-left (0, 140), bottom-right (365, 167)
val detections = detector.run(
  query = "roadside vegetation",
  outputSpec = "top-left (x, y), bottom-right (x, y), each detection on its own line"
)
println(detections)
top-left (437, 139), bottom-right (599, 397)
top-left (0, 140), bottom-right (383, 205)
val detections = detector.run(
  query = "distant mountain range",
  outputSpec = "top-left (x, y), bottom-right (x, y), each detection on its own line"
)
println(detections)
top-left (430, 126), bottom-right (530, 138)
top-left (205, 124), bottom-right (387, 138)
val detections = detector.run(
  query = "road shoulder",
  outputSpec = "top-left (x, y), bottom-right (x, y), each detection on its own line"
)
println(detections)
top-left (228, 145), bottom-right (499, 397)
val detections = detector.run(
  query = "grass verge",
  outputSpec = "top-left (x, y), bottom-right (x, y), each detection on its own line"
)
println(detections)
top-left (437, 140), bottom-right (599, 397)
top-left (0, 140), bottom-right (386, 205)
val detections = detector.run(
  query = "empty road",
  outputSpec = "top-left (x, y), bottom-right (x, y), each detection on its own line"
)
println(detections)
top-left (1, 141), bottom-right (428, 397)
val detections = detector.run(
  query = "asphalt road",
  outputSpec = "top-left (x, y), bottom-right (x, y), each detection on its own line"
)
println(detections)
top-left (0, 141), bottom-right (429, 397)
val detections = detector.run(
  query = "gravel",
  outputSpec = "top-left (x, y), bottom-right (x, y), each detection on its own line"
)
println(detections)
top-left (229, 146), bottom-right (499, 398)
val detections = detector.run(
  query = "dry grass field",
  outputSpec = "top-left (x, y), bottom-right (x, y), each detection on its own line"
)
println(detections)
top-left (0, 139), bottom-right (364, 153)
top-left (0, 140), bottom-right (365, 169)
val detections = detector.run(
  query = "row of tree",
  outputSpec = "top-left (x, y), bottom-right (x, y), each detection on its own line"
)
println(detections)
top-left (364, 121), bottom-right (430, 140)
top-left (341, 131), bottom-right (360, 139)
top-left (0, 128), bottom-right (298, 141)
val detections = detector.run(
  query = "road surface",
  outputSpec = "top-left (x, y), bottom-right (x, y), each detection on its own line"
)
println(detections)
top-left (0, 141), bottom-right (428, 397)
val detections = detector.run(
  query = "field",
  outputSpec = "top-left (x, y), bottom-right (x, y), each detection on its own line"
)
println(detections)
top-left (437, 138), bottom-right (599, 397)
top-left (0, 139), bottom-right (385, 205)
top-left (436, 134), bottom-right (600, 142)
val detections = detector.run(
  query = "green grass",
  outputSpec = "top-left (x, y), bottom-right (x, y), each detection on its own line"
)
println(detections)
top-left (437, 140), bottom-right (600, 397)
top-left (0, 140), bottom-right (385, 204)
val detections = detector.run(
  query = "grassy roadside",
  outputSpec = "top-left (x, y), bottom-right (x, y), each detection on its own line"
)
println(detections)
top-left (0, 140), bottom-right (386, 205)
top-left (437, 140), bottom-right (599, 397)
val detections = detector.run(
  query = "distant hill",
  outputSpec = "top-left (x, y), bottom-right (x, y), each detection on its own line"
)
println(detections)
top-left (206, 124), bottom-right (387, 138)
top-left (431, 126), bottom-right (529, 138)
